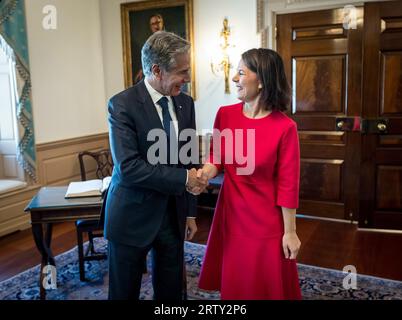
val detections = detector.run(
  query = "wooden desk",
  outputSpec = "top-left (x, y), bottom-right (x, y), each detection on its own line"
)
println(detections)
top-left (24, 178), bottom-right (223, 300)
top-left (24, 186), bottom-right (103, 300)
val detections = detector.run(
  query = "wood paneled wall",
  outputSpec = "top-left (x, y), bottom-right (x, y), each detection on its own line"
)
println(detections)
top-left (36, 133), bottom-right (109, 186)
top-left (0, 133), bottom-right (109, 237)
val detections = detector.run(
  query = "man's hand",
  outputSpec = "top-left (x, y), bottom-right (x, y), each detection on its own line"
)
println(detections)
top-left (186, 168), bottom-right (208, 195)
top-left (185, 218), bottom-right (197, 241)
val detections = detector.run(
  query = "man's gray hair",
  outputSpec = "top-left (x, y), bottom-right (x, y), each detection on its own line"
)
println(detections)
top-left (141, 31), bottom-right (190, 77)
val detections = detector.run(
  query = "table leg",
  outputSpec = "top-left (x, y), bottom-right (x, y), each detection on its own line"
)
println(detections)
top-left (31, 223), bottom-right (55, 300)
top-left (45, 223), bottom-right (55, 263)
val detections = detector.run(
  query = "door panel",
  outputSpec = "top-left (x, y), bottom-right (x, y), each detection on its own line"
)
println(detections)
top-left (277, 7), bottom-right (363, 221)
top-left (360, 1), bottom-right (402, 229)
top-left (277, 1), bottom-right (402, 229)
top-left (293, 56), bottom-right (346, 113)
top-left (300, 159), bottom-right (343, 201)
top-left (381, 52), bottom-right (402, 114)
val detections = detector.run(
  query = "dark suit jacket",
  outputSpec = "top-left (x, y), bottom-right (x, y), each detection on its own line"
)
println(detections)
top-left (104, 81), bottom-right (198, 247)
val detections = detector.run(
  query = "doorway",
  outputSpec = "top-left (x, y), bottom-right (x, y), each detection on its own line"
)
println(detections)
top-left (276, 0), bottom-right (402, 230)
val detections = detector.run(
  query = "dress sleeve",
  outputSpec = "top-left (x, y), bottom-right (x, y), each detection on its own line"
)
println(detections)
top-left (206, 107), bottom-right (224, 172)
top-left (276, 122), bottom-right (300, 209)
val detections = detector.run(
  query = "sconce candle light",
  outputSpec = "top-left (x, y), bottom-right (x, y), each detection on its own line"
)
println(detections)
top-left (211, 17), bottom-right (233, 94)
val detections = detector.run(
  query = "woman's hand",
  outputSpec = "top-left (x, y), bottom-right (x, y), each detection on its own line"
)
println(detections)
top-left (282, 232), bottom-right (301, 259)
top-left (198, 163), bottom-right (218, 180)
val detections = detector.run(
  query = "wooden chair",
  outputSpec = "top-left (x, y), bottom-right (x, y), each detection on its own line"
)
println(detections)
top-left (76, 150), bottom-right (113, 281)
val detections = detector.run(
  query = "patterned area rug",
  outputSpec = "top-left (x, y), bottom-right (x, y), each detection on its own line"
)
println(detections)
top-left (0, 238), bottom-right (401, 300)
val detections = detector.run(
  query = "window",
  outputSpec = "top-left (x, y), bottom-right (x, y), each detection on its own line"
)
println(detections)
top-left (0, 44), bottom-right (25, 185)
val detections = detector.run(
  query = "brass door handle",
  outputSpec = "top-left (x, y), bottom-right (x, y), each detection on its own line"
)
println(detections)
top-left (336, 118), bottom-right (388, 133)
top-left (335, 117), bottom-right (362, 132)
top-left (361, 118), bottom-right (389, 134)
top-left (377, 123), bottom-right (387, 132)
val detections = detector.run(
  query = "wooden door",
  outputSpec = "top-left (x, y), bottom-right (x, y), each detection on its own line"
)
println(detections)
top-left (277, 7), bottom-right (364, 221)
top-left (360, 1), bottom-right (402, 229)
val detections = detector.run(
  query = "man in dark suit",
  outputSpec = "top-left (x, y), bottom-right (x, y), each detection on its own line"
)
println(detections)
top-left (104, 31), bottom-right (206, 300)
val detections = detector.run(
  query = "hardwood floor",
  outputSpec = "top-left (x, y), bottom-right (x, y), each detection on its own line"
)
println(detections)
top-left (0, 208), bottom-right (402, 283)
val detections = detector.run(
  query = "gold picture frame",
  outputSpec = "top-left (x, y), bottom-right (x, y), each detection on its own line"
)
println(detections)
top-left (121, 0), bottom-right (196, 98)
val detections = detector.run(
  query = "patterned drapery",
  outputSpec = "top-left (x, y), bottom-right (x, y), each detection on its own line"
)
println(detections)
top-left (0, 0), bottom-right (37, 182)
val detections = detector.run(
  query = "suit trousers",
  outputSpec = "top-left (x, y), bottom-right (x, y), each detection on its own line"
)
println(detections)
top-left (107, 197), bottom-right (184, 300)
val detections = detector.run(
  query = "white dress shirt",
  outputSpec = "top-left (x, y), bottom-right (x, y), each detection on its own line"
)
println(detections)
top-left (144, 78), bottom-right (179, 139)
top-left (144, 78), bottom-right (191, 188)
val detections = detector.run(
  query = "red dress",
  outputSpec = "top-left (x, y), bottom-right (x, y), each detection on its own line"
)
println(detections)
top-left (198, 103), bottom-right (302, 300)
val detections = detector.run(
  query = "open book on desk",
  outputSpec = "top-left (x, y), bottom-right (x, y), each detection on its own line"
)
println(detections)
top-left (65, 176), bottom-right (111, 198)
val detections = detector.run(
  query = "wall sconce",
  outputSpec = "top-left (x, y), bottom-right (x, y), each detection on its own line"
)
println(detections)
top-left (211, 17), bottom-right (233, 94)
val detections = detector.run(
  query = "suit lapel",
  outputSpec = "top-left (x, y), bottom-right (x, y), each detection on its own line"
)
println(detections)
top-left (137, 81), bottom-right (189, 152)
top-left (137, 81), bottom-right (164, 131)
top-left (172, 95), bottom-right (186, 148)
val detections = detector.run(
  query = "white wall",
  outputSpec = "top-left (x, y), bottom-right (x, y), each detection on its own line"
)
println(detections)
top-left (99, 0), bottom-right (260, 134)
top-left (194, 0), bottom-right (260, 133)
top-left (25, 0), bottom-right (380, 143)
top-left (25, 0), bottom-right (108, 144)
top-left (98, 0), bottom-right (131, 104)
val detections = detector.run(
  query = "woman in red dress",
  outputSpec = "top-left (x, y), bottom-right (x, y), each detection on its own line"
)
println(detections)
top-left (197, 48), bottom-right (302, 300)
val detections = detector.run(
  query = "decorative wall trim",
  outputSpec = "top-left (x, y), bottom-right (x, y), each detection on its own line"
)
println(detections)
top-left (36, 133), bottom-right (109, 152)
top-left (257, 0), bottom-right (269, 47)
top-left (257, 0), bottom-right (266, 33)
top-left (0, 133), bottom-right (109, 237)
top-left (36, 133), bottom-right (110, 186)
top-left (265, 0), bottom-right (380, 49)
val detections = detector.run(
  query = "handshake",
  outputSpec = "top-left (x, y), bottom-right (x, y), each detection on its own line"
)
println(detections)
top-left (186, 168), bottom-right (209, 195)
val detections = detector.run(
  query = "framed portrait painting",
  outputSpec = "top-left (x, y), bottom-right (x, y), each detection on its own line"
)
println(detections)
top-left (121, 0), bottom-right (195, 98)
